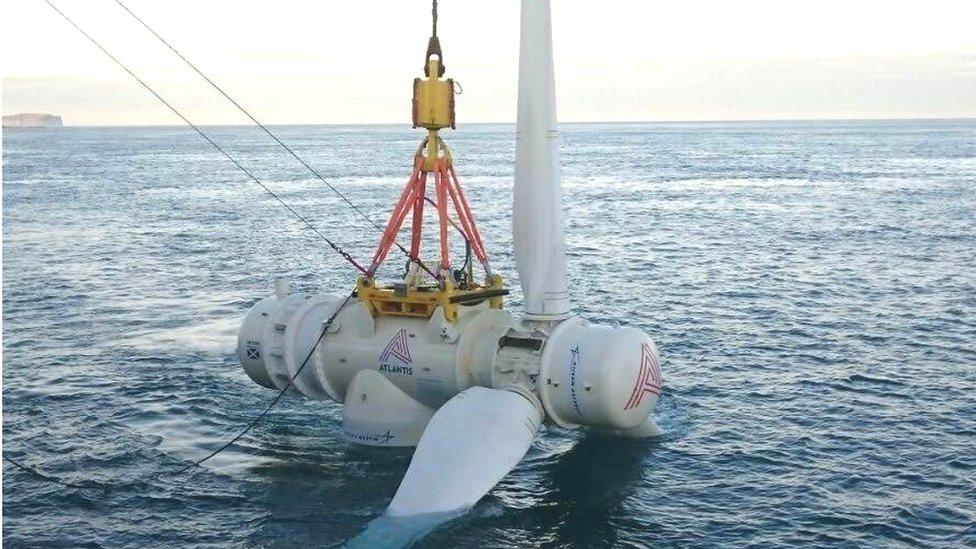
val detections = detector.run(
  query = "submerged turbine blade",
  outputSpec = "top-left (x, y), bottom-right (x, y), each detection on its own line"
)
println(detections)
top-left (386, 387), bottom-right (542, 517)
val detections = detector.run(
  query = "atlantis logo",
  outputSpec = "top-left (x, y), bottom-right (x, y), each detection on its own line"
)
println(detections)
top-left (378, 328), bottom-right (413, 376)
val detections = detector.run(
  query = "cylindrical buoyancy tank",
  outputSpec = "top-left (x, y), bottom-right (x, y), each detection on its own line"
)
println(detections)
top-left (236, 288), bottom-right (516, 407)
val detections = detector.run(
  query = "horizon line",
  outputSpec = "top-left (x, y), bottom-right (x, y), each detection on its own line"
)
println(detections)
top-left (4, 116), bottom-right (974, 130)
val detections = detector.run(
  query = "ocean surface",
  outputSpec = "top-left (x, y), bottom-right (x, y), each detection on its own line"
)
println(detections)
top-left (3, 120), bottom-right (975, 548)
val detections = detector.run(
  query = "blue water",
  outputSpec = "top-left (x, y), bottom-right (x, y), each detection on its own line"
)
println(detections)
top-left (3, 120), bottom-right (975, 547)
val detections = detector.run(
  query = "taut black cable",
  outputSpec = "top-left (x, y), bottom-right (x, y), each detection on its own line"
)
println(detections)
top-left (2, 455), bottom-right (102, 490)
top-left (41, 0), bottom-right (368, 275)
top-left (170, 292), bottom-right (354, 474)
top-left (111, 0), bottom-right (437, 279)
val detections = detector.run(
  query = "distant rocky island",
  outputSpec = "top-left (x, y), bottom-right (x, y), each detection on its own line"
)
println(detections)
top-left (3, 113), bottom-right (64, 128)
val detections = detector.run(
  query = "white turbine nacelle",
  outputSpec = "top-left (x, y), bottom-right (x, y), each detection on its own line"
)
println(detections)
top-left (235, 0), bottom-right (662, 520)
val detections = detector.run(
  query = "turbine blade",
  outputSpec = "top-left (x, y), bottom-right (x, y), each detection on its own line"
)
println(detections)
top-left (386, 387), bottom-right (542, 517)
top-left (513, 0), bottom-right (571, 318)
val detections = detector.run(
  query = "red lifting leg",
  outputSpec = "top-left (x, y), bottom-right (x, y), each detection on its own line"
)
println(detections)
top-left (409, 171), bottom-right (428, 261)
top-left (368, 155), bottom-right (425, 275)
top-left (367, 144), bottom-right (492, 283)
top-left (444, 164), bottom-right (489, 264)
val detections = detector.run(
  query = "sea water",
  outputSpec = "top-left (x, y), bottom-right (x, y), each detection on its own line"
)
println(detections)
top-left (3, 120), bottom-right (975, 547)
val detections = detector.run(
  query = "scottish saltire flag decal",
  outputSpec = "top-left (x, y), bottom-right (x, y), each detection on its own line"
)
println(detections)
top-left (378, 328), bottom-right (413, 375)
top-left (245, 340), bottom-right (261, 360)
top-left (624, 342), bottom-right (662, 410)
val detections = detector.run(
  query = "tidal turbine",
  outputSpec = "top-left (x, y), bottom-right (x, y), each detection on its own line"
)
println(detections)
top-left (235, 0), bottom-right (663, 518)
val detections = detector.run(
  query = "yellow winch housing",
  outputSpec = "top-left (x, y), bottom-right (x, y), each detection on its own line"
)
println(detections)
top-left (412, 57), bottom-right (455, 130)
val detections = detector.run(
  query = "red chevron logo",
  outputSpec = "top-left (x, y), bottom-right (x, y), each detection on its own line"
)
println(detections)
top-left (624, 342), bottom-right (662, 410)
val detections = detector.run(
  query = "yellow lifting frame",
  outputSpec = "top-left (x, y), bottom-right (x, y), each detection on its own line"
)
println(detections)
top-left (357, 274), bottom-right (505, 323)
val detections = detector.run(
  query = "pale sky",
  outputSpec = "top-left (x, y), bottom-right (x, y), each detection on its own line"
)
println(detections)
top-left (2, 0), bottom-right (975, 125)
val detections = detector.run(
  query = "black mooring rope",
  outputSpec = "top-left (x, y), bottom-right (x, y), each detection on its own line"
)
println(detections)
top-left (2, 455), bottom-right (103, 490)
top-left (3, 293), bottom-right (355, 490)
top-left (110, 0), bottom-right (436, 279)
top-left (41, 0), bottom-right (369, 275)
top-left (169, 292), bottom-right (354, 475)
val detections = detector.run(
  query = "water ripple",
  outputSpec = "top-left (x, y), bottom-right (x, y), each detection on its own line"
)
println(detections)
top-left (4, 120), bottom-right (976, 547)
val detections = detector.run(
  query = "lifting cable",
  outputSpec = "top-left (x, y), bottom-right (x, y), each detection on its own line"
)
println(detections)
top-left (110, 0), bottom-right (437, 280)
top-left (432, 0), bottom-right (439, 36)
top-left (41, 0), bottom-right (369, 275)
